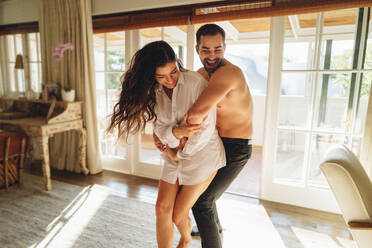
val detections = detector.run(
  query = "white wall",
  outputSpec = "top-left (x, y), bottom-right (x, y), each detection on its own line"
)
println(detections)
top-left (0, 0), bottom-right (221, 25)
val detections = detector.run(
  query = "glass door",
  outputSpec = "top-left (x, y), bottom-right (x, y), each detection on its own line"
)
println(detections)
top-left (93, 31), bottom-right (130, 173)
top-left (261, 8), bottom-right (372, 213)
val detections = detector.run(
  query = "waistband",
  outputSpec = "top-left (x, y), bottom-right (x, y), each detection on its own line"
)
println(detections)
top-left (221, 137), bottom-right (252, 145)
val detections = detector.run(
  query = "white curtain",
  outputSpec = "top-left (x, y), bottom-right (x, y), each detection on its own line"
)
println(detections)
top-left (39, 0), bottom-right (102, 174)
top-left (361, 80), bottom-right (372, 180)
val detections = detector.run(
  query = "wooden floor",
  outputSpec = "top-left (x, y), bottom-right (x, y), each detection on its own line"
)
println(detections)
top-left (25, 163), bottom-right (352, 248)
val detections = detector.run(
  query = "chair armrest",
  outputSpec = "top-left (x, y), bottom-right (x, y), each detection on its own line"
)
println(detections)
top-left (348, 221), bottom-right (372, 230)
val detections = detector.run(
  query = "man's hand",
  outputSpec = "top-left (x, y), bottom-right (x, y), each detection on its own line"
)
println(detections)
top-left (153, 132), bottom-right (166, 152)
top-left (172, 115), bottom-right (201, 139)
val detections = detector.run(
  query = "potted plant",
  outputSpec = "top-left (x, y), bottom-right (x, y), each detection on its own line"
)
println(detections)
top-left (61, 85), bottom-right (75, 102)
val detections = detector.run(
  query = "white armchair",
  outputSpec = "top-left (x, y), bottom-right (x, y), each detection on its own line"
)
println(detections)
top-left (320, 144), bottom-right (372, 248)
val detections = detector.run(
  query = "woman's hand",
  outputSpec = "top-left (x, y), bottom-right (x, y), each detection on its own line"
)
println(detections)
top-left (165, 145), bottom-right (181, 161)
top-left (153, 132), bottom-right (166, 152)
top-left (172, 115), bottom-right (201, 139)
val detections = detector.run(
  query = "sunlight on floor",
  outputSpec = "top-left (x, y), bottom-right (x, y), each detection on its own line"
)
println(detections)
top-left (218, 197), bottom-right (286, 248)
top-left (28, 185), bottom-right (110, 248)
top-left (292, 226), bottom-right (357, 248)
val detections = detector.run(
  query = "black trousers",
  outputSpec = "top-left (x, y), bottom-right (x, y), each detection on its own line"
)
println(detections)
top-left (192, 137), bottom-right (252, 248)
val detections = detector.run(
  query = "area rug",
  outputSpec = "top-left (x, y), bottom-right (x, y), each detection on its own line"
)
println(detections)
top-left (0, 174), bottom-right (201, 248)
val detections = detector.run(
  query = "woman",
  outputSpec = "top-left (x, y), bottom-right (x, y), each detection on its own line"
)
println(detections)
top-left (108, 41), bottom-right (225, 248)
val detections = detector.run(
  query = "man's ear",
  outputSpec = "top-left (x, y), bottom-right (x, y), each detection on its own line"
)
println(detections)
top-left (195, 44), bottom-right (200, 54)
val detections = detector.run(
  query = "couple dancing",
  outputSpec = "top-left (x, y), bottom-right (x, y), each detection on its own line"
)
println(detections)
top-left (108, 24), bottom-right (253, 248)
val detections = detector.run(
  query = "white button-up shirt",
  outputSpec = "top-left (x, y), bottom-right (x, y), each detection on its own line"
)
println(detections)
top-left (154, 70), bottom-right (226, 185)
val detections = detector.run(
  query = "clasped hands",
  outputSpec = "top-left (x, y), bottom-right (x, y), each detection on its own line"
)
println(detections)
top-left (153, 114), bottom-right (201, 161)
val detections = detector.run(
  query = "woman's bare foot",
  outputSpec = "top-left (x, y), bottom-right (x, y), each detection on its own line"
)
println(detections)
top-left (176, 237), bottom-right (192, 248)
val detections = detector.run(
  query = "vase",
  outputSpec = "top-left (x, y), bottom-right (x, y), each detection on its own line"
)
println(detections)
top-left (62, 89), bottom-right (75, 102)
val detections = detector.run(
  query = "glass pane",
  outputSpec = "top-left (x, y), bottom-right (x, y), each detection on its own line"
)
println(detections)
top-left (278, 73), bottom-right (312, 128)
top-left (8, 63), bottom-right (15, 92)
top-left (30, 63), bottom-right (40, 92)
top-left (163, 26), bottom-right (187, 65)
top-left (28, 33), bottom-right (38, 62)
top-left (320, 9), bottom-right (358, 70)
top-left (314, 74), bottom-right (350, 131)
top-left (100, 116), bottom-right (127, 159)
top-left (95, 72), bottom-right (106, 115)
top-left (308, 134), bottom-right (345, 186)
top-left (16, 69), bottom-right (25, 92)
top-left (365, 12), bottom-right (372, 69)
top-left (15, 34), bottom-right (23, 54)
top-left (354, 72), bottom-right (371, 136)
top-left (93, 34), bottom-right (105, 71)
top-left (7, 35), bottom-right (15, 62)
top-left (139, 27), bottom-right (164, 165)
top-left (226, 43), bottom-right (269, 95)
top-left (351, 137), bottom-right (362, 157)
top-left (107, 72), bottom-right (122, 90)
top-left (107, 31), bottom-right (125, 71)
top-left (141, 28), bottom-right (162, 47)
top-left (274, 130), bottom-right (307, 183)
top-left (283, 13), bottom-right (317, 70)
top-left (140, 121), bottom-right (162, 165)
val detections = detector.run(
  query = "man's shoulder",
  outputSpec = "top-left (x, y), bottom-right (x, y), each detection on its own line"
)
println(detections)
top-left (212, 62), bottom-right (243, 82)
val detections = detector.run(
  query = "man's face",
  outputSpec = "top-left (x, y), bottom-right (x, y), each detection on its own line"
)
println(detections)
top-left (196, 33), bottom-right (225, 74)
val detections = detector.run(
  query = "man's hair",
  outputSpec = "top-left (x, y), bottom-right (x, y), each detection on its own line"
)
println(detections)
top-left (196, 24), bottom-right (226, 46)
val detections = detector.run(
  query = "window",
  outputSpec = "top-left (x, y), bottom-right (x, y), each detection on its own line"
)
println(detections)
top-left (27, 33), bottom-right (42, 93)
top-left (0, 33), bottom-right (42, 95)
top-left (275, 8), bottom-right (372, 187)
top-left (93, 32), bottom-right (126, 158)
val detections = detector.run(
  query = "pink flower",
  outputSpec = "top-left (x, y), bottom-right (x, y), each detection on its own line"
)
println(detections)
top-left (53, 43), bottom-right (75, 61)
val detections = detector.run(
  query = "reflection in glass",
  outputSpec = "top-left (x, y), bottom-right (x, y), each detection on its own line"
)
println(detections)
top-left (226, 44), bottom-right (269, 95)
top-left (274, 130), bottom-right (306, 183)
top-left (354, 73), bottom-right (372, 136)
top-left (28, 33), bottom-right (38, 62)
top-left (308, 134), bottom-right (344, 186)
top-left (93, 35), bottom-right (104, 71)
top-left (107, 31), bottom-right (125, 71)
top-left (140, 122), bottom-right (162, 165)
top-left (314, 74), bottom-right (350, 131)
top-left (93, 32), bottom-right (126, 158)
top-left (278, 73), bottom-right (312, 128)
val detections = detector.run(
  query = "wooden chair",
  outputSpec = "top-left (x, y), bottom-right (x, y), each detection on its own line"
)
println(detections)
top-left (0, 131), bottom-right (27, 191)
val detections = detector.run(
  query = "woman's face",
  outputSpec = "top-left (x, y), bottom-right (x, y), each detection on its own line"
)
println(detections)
top-left (155, 61), bottom-right (180, 89)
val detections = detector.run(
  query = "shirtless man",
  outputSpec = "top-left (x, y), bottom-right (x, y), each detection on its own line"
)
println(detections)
top-left (188, 24), bottom-right (253, 248)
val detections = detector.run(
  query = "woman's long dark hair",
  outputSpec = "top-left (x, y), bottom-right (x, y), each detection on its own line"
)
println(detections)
top-left (107, 40), bottom-right (178, 139)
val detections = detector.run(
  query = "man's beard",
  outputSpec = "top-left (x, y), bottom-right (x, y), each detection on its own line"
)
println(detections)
top-left (203, 58), bottom-right (223, 75)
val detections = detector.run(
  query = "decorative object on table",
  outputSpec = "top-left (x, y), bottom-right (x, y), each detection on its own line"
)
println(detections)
top-left (61, 86), bottom-right (75, 102)
top-left (47, 83), bottom-right (61, 100)
top-left (53, 43), bottom-right (74, 61)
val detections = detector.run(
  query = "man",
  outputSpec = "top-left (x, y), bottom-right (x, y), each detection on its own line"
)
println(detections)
top-left (187, 24), bottom-right (253, 248)
top-left (153, 24), bottom-right (253, 247)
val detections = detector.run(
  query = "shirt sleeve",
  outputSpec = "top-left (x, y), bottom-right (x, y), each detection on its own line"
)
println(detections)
top-left (177, 75), bottom-right (216, 158)
top-left (177, 106), bottom-right (216, 159)
top-left (153, 118), bottom-right (180, 149)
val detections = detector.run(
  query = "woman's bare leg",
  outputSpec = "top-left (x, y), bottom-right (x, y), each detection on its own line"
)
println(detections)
top-left (173, 173), bottom-right (217, 248)
top-left (156, 180), bottom-right (179, 248)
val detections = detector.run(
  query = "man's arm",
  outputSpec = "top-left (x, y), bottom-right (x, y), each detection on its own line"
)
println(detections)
top-left (187, 67), bottom-right (238, 124)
